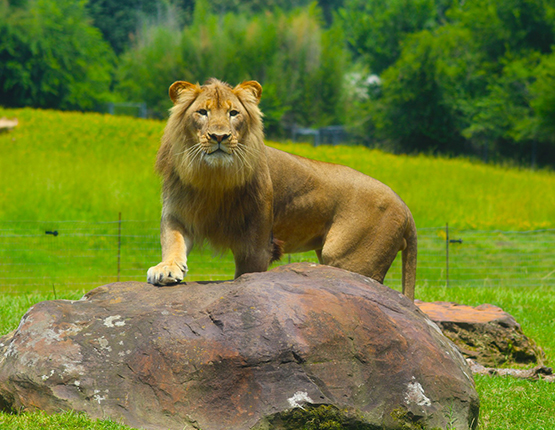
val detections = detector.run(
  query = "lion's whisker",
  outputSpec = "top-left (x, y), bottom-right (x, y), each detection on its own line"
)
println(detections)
top-left (187, 148), bottom-right (205, 170)
top-left (234, 145), bottom-right (254, 172)
top-left (237, 143), bottom-right (257, 164)
top-left (180, 144), bottom-right (205, 171)
top-left (237, 142), bottom-right (260, 156)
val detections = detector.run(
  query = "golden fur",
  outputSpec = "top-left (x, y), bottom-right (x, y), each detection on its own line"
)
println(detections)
top-left (147, 79), bottom-right (417, 300)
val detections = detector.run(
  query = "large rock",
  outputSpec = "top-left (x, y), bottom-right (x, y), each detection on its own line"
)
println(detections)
top-left (416, 301), bottom-right (544, 367)
top-left (0, 263), bottom-right (479, 430)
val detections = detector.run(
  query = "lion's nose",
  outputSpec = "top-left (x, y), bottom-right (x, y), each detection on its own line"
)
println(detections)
top-left (208, 133), bottom-right (231, 143)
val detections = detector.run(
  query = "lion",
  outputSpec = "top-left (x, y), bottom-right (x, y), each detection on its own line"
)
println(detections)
top-left (147, 78), bottom-right (417, 300)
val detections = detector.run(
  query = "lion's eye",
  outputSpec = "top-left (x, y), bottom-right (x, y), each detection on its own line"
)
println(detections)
top-left (229, 110), bottom-right (239, 117)
top-left (197, 109), bottom-right (208, 116)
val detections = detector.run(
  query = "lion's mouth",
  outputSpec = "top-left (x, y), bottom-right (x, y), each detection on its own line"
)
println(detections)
top-left (206, 145), bottom-right (232, 156)
top-left (203, 146), bottom-right (234, 167)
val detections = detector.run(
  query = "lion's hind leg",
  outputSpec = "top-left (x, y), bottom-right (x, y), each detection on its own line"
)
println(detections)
top-left (318, 221), bottom-right (404, 287)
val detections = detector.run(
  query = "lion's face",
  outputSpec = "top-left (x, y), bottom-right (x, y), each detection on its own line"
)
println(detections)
top-left (186, 85), bottom-right (249, 168)
top-left (162, 79), bottom-right (264, 189)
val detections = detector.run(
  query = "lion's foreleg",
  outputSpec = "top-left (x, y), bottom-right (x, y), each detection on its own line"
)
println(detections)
top-left (231, 222), bottom-right (274, 279)
top-left (147, 215), bottom-right (192, 286)
top-left (233, 249), bottom-right (272, 278)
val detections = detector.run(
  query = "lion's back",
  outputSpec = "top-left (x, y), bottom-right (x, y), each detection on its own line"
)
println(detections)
top-left (267, 146), bottom-right (410, 252)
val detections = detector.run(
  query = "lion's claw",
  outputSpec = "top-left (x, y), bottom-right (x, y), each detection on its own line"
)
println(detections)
top-left (147, 262), bottom-right (187, 286)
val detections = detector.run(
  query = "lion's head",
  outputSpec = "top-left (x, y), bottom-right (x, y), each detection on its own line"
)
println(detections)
top-left (157, 78), bottom-right (265, 190)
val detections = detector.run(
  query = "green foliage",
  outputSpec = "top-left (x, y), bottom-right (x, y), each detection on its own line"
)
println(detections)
top-left (372, 27), bottom-right (470, 154)
top-left (0, 0), bottom-right (115, 111)
top-left (264, 405), bottom-right (374, 429)
top-left (338, 0), bottom-right (441, 74)
top-left (351, 0), bottom-right (555, 164)
top-left (86, 0), bottom-right (343, 56)
top-left (115, 2), bottom-right (349, 130)
top-left (448, 0), bottom-right (555, 58)
top-left (198, 0), bottom-right (343, 24)
top-left (86, 0), bottom-right (195, 55)
top-left (529, 52), bottom-right (555, 142)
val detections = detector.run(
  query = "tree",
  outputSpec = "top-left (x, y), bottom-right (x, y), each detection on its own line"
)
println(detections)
top-left (0, 0), bottom-right (114, 110)
top-left (115, 3), bottom-right (350, 133)
top-left (355, 0), bottom-right (555, 165)
top-left (449, 0), bottom-right (555, 60)
top-left (373, 27), bottom-right (474, 154)
top-left (338, 0), bottom-right (439, 74)
top-left (444, 0), bottom-right (555, 163)
top-left (86, 0), bottom-right (195, 55)
top-left (196, 0), bottom-right (343, 24)
top-left (531, 53), bottom-right (555, 141)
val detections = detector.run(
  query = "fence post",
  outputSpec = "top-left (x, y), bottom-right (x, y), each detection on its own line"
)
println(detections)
top-left (445, 224), bottom-right (463, 287)
top-left (117, 212), bottom-right (122, 282)
top-left (446, 223), bottom-right (449, 287)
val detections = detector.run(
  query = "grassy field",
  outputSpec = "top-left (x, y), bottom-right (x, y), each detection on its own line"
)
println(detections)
top-left (1, 107), bottom-right (554, 228)
top-left (1, 107), bottom-right (555, 429)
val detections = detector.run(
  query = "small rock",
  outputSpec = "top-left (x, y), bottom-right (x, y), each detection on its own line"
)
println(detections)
top-left (0, 117), bottom-right (18, 132)
top-left (467, 359), bottom-right (554, 382)
top-left (416, 301), bottom-right (544, 367)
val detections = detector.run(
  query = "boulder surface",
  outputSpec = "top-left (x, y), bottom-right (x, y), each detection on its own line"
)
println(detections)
top-left (0, 263), bottom-right (479, 430)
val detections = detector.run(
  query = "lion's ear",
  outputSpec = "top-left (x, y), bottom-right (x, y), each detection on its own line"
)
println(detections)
top-left (235, 81), bottom-right (263, 104)
top-left (169, 81), bottom-right (198, 104)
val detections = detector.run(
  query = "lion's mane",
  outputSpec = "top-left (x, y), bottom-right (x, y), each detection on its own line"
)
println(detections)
top-left (154, 79), bottom-right (271, 254)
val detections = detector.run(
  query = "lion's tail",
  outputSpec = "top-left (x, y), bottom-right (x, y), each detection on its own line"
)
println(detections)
top-left (402, 214), bottom-right (417, 301)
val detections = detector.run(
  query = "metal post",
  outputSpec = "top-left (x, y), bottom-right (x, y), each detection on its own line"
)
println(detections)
top-left (446, 223), bottom-right (449, 287)
top-left (117, 212), bottom-right (122, 282)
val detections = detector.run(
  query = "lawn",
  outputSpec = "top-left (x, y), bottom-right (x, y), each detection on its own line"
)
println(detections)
top-left (1, 107), bottom-right (554, 429)
top-left (1, 107), bottom-right (554, 228)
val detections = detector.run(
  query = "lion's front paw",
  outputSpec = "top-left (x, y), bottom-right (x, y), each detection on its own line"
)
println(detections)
top-left (147, 262), bottom-right (187, 286)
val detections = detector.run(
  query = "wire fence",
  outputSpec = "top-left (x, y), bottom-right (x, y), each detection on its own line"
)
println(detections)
top-left (1, 219), bottom-right (554, 294)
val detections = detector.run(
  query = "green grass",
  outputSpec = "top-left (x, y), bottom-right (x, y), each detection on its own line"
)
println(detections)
top-left (1, 107), bottom-right (554, 228)
top-left (0, 410), bottom-right (133, 429)
top-left (0, 108), bottom-right (162, 222)
top-left (1, 108), bottom-right (555, 429)
top-left (475, 375), bottom-right (555, 430)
